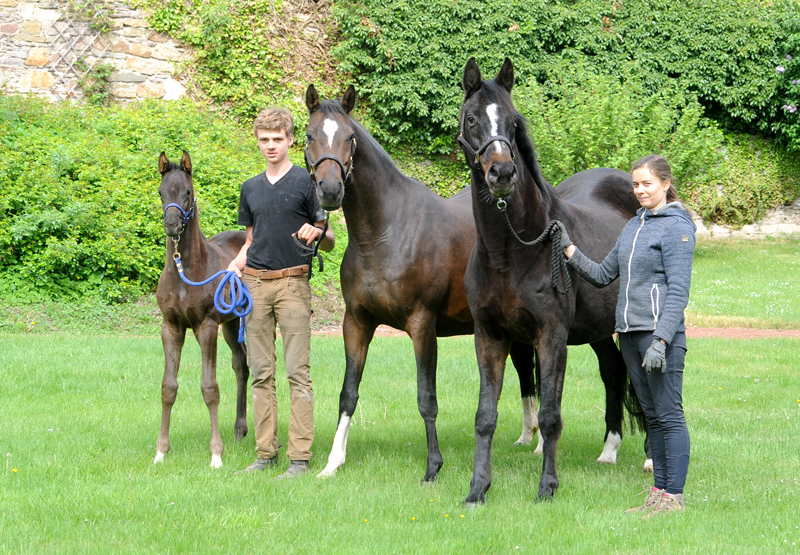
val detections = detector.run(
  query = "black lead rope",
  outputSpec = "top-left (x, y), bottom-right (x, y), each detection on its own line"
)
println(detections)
top-left (292, 214), bottom-right (330, 280)
top-left (496, 198), bottom-right (572, 295)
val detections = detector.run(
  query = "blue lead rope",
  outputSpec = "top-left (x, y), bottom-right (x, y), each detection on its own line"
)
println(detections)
top-left (173, 256), bottom-right (252, 343)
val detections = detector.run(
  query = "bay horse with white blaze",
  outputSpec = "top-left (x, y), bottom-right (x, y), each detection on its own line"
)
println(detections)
top-left (304, 84), bottom-right (641, 483)
top-left (460, 58), bottom-right (645, 504)
top-left (154, 151), bottom-right (249, 468)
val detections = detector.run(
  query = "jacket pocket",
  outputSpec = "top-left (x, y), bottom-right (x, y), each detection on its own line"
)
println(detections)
top-left (650, 283), bottom-right (660, 329)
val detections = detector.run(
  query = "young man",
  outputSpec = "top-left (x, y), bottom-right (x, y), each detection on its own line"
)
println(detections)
top-left (228, 107), bottom-right (335, 479)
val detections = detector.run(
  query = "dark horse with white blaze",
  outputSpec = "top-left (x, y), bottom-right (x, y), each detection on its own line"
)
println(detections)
top-left (154, 151), bottom-right (249, 468)
top-left (304, 84), bottom-right (641, 482)
top-left (460, 58), bottom-right (645, 504)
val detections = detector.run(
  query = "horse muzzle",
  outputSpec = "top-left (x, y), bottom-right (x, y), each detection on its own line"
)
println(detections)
top-left (316, 177), bottom-right (345, 211)
top-left (162, 214), bottom-right (185, 237)
top-left (485, 158), bottom-right (518, 198)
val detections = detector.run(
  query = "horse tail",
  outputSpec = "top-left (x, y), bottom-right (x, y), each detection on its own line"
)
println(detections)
top-left (621, 349), bottom-right (646, 433)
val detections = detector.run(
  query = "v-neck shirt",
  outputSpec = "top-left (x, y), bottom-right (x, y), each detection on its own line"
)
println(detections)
top-left (237, 165), bottom-right (325, 271)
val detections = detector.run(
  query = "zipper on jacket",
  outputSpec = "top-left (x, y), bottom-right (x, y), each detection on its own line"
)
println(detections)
top-left (623, 212), bottom-right (646, 332)
top-left (650, 283), bottom-right (660, 329)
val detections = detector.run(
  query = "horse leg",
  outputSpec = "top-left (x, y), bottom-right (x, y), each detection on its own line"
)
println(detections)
top-left (465, 325), bottom-right (509, 506)
top-left (317, 309), bottom-right (377, 478)
top-left (509, 341), bottom-right (541, 450)
top-left (590, 338), bottom-right (626, 465)
top-left (194, 319), bottom-right (224, 468)
top-left (222, 319), bottom-right (249, 441)
top-left (536, 330), bottom-right (569, 500)
top-left (408, 317), bottom-right (443, 483)
top-left (155, 320), bottom-right (186, 464)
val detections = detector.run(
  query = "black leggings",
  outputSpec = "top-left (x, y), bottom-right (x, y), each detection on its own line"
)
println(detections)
top-left (619, 331), bottom-right (690, 495)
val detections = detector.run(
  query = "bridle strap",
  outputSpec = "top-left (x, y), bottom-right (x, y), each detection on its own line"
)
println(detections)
top-left (457, 111), bottom-right (515, 166)
top-left (163, 198), bottom-right (195, 230)
top-left (304, 137), bottom-right (357, 185)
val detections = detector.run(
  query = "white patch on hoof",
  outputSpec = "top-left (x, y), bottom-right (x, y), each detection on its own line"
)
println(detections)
top-left (643, 458), bottom-right (654, 473)
top-left (534, 431), bottom-right (545, 455)
top-left (597, 432), bottom-right (622, 465)
top-left (486, 104), bottom-right (503, 154)
top-left (323, 118), bottom-right (338, 148)
top-left (154, 451), bottom-right (166, 464)
top-left (210, 454), bottom-right (223, 469)
top-left (317, 413), bottom-right (351, 479)
top-left (514, 396), bottom-right (538, 446)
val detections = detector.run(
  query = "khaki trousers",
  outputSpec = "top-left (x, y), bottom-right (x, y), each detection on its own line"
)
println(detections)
top-left (243, 273), bottom-right (314, 461)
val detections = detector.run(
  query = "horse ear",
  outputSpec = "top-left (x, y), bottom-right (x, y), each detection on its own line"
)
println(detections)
top-left (462, 57), bottom-right (483, 98)
top-left (306, 84), bottom-right (320, 114)
top-left (495, 57), bottom-right (514, 93)
top-left (158, 151), bottom-right (170, 175)
top-left (180, 150), bottom-right (192, 175)
top-left (341, 85), bottom-right (357, 114)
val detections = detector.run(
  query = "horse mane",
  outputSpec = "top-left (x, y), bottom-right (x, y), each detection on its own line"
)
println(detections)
top-left (513, 114), bottom-right (552, 192)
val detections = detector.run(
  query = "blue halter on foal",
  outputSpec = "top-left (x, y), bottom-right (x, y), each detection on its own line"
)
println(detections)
top-left (163, 198), bottom-right (196, 232)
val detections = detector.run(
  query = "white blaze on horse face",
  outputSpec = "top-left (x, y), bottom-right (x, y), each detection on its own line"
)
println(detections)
top-left (597, 431), bottom-right (622, 464)
top-left (486, 103), bottom-right (503, 154)
top-left (317, 412), bottom-right (351, 478)
top-left (323, 118), bottom-right (339, 148)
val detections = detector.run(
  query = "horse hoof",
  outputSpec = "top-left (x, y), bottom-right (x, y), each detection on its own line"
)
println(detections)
top-left (643, 458), bottom-right (653, 473)
top-left (210, 455), bottom-right (223, 468)
top-left (463, 499), bottom-right (483, 509)
top-left (513, 439), bottom-right (532, 447)
top-left (596, 456), bottom-right (617, 465)
top-left (534, 494), bottom-right (554, 504)
top-left (153, 451), bottom-right (166, 464)
top-left (317, 466), bottom-right (338, 479)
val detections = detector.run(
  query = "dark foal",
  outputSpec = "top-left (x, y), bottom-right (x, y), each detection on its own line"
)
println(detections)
top-left (154, 151), bottom-right (249, 468)
top-left (460, 58), bottom-right (644, 504)
top-left (304, 84), bottom-right (641, 483)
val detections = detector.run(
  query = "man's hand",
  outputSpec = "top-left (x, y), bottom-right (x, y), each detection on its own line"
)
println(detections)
top-left (226, 261), bottom-right (242, 278)
top-left (296, 223), bottom-right (323, 246)
top-left (642, 338), bottom-right (667, 374)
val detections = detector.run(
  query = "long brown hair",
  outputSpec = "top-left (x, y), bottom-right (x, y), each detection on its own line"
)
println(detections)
top-left (631, 154), bottom-right (679, 203)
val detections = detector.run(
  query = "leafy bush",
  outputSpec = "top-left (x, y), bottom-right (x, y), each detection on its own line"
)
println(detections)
top-left (773, 15), bottom-right (800, 152)
top-left (332, 0), bottom-right (793, 151)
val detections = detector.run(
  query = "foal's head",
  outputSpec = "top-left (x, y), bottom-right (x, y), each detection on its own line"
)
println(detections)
top-left (304, 84), bottom-right (358, 211)
top-left (459, 57), bottom-right (520, 198)
top-left (158, 151), bottom-right (195, 237)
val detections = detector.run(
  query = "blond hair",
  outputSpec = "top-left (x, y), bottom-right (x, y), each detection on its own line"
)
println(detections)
top-left (253, 107), bottom-right (294, 138)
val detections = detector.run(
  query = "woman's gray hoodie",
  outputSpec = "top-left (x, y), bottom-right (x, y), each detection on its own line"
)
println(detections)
top-left (567, 202), bottom-right (696, 345)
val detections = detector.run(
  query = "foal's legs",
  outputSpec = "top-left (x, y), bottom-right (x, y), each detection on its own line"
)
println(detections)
top-left (465, 325), bottom-right (509, 506)
top-left (510, 341), bottom-right (541, 451)
top-left (155, 320), bottom-right (186, 464)
top-left (222, 319), bottom-right (249, 441)
top-left (318, 309), bottom-right (377, 478)
top-left (194, 318), bottom-right (224, 468)
top-left (407, 315), bottom-right (443, 483)
top-left (590, 338), bottom-right (626, 464)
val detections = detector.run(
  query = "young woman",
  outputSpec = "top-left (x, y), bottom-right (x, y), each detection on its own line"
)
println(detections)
top-left (557, 155), bottom-right (696, 518)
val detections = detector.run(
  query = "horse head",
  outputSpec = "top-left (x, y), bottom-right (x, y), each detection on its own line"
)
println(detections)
top-left (158, 150), bottom-right (195, 237)
top-left (304, 83), bottom-right (358, 211)
top-left (459, 57), bottom-right (520, 198)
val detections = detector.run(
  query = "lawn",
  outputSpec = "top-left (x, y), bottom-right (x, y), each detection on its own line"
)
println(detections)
top-left (1, 332), bottom-right (798, 554)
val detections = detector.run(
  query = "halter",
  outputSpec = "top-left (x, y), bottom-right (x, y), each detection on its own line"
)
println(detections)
top-left (162, 197), bottom-right (195, 233)
top-left (304, 136), bottom-right (357, 187)
top-left (457, 112), bottom-right (515, 166)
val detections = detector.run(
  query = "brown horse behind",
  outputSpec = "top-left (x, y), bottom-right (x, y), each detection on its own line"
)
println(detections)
top-left (154, 151), bottom-right (249, 468)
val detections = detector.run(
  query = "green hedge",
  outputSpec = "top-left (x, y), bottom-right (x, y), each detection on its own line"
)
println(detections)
top-left (0, 95), bottom-right (344, 302)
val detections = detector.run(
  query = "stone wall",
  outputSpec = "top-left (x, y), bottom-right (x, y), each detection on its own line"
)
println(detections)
top-left (692, 199), bottom-right (800, 239)
top-left (0, 0), bottom-right (187, 101)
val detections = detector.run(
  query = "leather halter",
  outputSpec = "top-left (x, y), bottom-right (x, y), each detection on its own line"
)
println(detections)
top-left (304, 136), bottom-right (357, 186)
top-left (457, 112), bottom-right (515, 166)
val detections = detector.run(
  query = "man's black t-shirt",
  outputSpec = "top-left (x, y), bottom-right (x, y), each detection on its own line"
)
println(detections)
top-left (237, 165), bottom-right (325, 271)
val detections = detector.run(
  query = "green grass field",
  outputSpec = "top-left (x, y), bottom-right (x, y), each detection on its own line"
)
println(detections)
top-left (1, 332), bottom-right (798, 554)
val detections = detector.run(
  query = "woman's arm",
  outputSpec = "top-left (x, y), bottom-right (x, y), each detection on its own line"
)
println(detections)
top-left (654, 221), bottom-right (695, 344)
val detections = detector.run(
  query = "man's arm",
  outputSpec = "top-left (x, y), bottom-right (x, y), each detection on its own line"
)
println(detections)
top-left (226, 226), bottom-right (253, 277)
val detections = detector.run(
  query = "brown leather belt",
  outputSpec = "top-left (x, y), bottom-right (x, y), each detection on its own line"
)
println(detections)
top-left (243, 265), bottom-right (308, 280)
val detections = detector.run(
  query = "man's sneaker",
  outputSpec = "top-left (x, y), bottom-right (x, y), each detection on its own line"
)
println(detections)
top-left (234, 455), bottom-right (277, 475)
top-left (625, 485), bottom-right (665, 515)
top-left (642, 492), bottom-right (685, 519)
top-left (275, 460), bottom-right (309, 480)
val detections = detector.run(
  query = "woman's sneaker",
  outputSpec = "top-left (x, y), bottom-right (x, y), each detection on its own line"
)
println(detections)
top-left (625, 486), bottom-right (665, 515)
top-left (642, 492), bottom-right (685, 519)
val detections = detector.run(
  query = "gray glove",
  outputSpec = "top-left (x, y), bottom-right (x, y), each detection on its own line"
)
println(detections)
top-left (642, 339), bottom-right (667, 374)
top-left (553, 220), bottom-right (573, 252)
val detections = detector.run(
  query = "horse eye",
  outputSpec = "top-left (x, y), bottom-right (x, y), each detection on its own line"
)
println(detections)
top-left (467, 116), bottom-right (476, 125)
top-left (347, 133), bottom-right (356, 142)
top-left (306, 133), bottom-right (313, 142)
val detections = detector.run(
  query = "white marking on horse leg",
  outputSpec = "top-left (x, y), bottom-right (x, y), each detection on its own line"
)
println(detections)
top-left (323, 118), bottom-right (339, 148)
top-left (317, 412), bottom-right (351, 478)
top-left (534, 430), bottom-right (544, 454)
top-left (210, 454), bottom-right (223, 468)
top-left (597, 431), bottom-right (622, 464)
top-left (486, 103), bottom-right (502, 154)
top-left (514, 396), bottom-right (539, 446)
top-left (643, 458), bottom-right (654, 473)
top-left (154, 451), bottom-right (166, 464)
